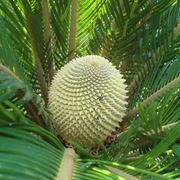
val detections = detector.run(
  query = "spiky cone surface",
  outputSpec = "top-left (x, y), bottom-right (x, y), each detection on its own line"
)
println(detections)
top-left (48, 55), bottom-right (128, 147)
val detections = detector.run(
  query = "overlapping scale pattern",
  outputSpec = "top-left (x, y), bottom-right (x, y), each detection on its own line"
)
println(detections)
top-left (48, 55), bottom-right (128, 147)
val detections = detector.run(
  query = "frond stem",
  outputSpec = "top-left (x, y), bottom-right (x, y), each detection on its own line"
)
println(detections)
top-left (0, 63), bottom-right (20, 80)
top-left (125, 76), bottom-right (180, 121)
top-left (56, 148), bottom-right (76, 180)
top-left (30, 38), bottom-right (49, 105)
top-left (68, 0), bottom-right (78, 61)
top-left (106, 166), bottom-right (139, 180)
top-left (41, 0), bottom-right (54, 82)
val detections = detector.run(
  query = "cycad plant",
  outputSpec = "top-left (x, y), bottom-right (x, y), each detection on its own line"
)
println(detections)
top-left (0, 0), bottom-right (180, 179)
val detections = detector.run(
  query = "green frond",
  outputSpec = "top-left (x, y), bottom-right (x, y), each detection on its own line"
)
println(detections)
top-left (0, 124), bottom-right (140, 180)
top-left (107, 86), bottom-right (180, 163)
top-left (0, 125), bottom-right (64, 179)
top-left (87, 0), bottom-right (180, 74)
top-left (1, 0), bottom-right (55, 103)
top-left (0, 0), bottom-right (180, 179)
top-left (49, 0), bottom-right (71, 68)
top-left (0, 2), bottom-right (41, 94)
top-left (0, 67), bottom-right (48, 127)
top-left (75, 0), bottom-right (108, 55)
top-left (0, 18), bottom-right (27, 82)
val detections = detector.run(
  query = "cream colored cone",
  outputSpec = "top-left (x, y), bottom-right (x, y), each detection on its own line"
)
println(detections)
top-left (48, 55), bottom-right (128, 147)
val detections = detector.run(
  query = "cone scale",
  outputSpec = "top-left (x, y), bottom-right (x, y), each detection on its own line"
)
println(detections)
top-left (48, 55), bottom-right (127, 147)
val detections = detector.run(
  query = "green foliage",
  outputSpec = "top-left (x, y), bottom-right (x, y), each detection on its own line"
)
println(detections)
top-left (0, 125), bottom-right (63, 179)
top-left (0, 0), bottom-right (180, 179)
top-left (105, 86), bottom-right (180, 178)
top-left (0, 124), bottom-right (132, 180)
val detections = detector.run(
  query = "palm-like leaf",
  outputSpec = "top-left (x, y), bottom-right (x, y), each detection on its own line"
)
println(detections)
top-left (0, 0), bottom-right (180, 179)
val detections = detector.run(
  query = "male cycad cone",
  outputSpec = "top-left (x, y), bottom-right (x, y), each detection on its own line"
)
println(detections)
top-left (48, 55), bottom-right (128, 147)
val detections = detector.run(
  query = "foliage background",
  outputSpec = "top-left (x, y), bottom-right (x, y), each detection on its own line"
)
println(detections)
top-left (0, 0), bottom-right (180, 179)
